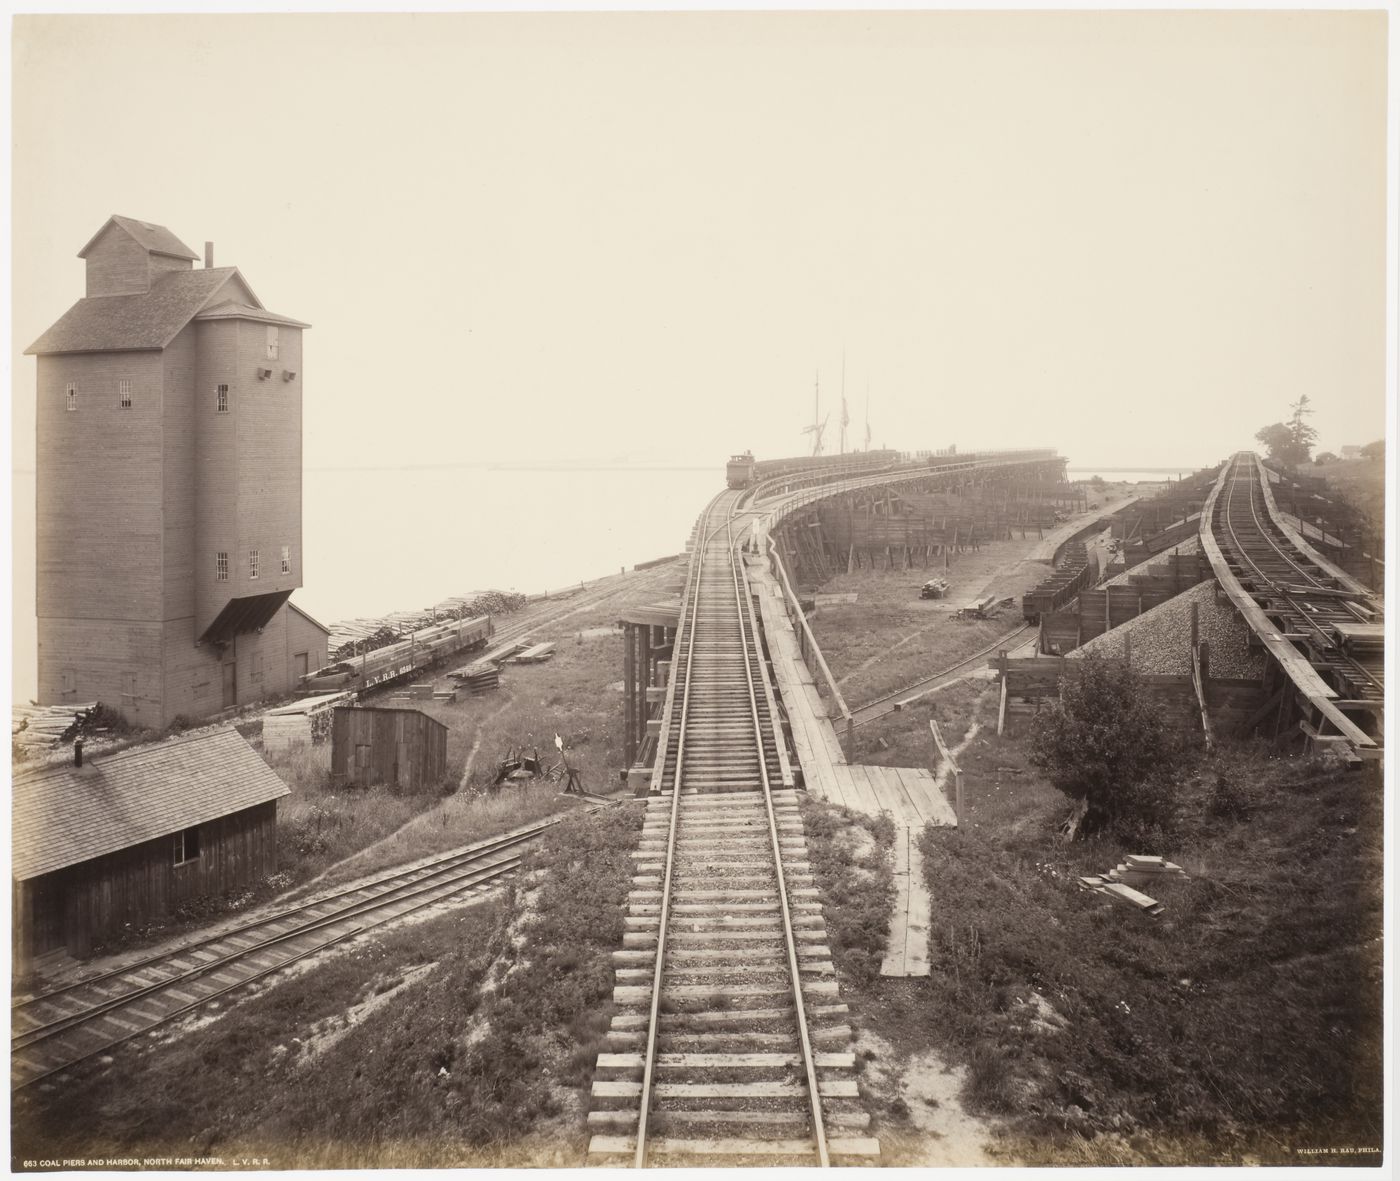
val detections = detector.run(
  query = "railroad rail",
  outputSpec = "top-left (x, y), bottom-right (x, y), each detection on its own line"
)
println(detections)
top-left (1202, 452), bottom-right (1382, 758)
top-left (586, 490), bottom-right (878, 1165)
top-left (10, 815), bottom-right (575, 1091)
top-left (850, 621), bottom-right (1034, 727)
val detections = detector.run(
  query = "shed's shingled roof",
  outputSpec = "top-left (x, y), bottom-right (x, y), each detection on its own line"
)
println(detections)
top-left (11, 728), bottom-right (290, 881)
top-left (26, 268), bottom-right (246, 355)
top-left (195, 300), bottom-right (311, 329)
top-left (78, 215), bottom-right (200, 261)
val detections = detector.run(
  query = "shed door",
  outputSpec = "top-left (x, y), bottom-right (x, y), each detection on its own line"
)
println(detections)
top-left (293, 652), bottom-right (309, 680)
top-left (396, 743), bottom-right (412, 789)
top-left (354, 744), bottom-right (372, 781)
top-left (222, 662), bottom-right (237, 709)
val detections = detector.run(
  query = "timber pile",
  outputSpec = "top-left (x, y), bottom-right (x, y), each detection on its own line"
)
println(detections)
top-left (12, 702), bottom-right (101, 752)
top-left (509, 641), bottom-right (556, 664)
top-left (453, 664), bottom-right (501, 695)
top-left (1078, 855), bottom-right (1188, 917)
top-left (264, 691), bottom-right (356, 753)
top-left (326, 589), bottom-right (527, 655)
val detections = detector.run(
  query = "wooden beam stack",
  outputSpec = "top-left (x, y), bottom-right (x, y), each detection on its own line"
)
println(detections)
top-left (1078, 855), bottom-right (1188, 916)
top-left (12, 701), bottom-right (100, 753)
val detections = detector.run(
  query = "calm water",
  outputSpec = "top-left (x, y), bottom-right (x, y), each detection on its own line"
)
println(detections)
top-left (10, 460), bottom-right (1203, 699)
top-left (9, 464), bottom-right (721, 700)
top-left (1067, 466), bottom-right (1199, 484)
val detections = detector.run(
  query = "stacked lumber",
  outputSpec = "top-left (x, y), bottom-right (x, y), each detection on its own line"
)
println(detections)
top-left (406, 683), bottom-right (435, 700)
top-left (455, 665), bottom-right (501, 696)
top-left (509, 641), bottom-right (556, 664)
top-left (455, 638), bottom-right (530, 671)
top-left (1078, 854), bottom-right (1188, 916)
top-left (432, 688), bottom-right (458, 704)
top-left (12, 702), bottom-right (100, 752)
top-left (264, 690), bottom-right (356, 753)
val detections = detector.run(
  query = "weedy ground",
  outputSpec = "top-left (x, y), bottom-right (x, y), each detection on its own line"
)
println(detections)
top-left (805, 549), bottom-right (1383, 1167)
top-left (12, 803), bottom-right (645, 1168)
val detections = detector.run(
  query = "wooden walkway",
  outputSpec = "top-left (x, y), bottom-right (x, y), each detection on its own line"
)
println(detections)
top-left (745, 548), bottom-right (950, 977)
top-left (1025, 492), bottom-right (1139, 562)
top-left (883, 827), bottom-right (932, 977)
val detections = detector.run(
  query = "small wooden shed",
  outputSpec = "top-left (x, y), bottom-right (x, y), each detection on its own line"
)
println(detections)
top-left (11, 728), bottom-right (290, 966)
top-left (330, 707), bottom-right (448, 793)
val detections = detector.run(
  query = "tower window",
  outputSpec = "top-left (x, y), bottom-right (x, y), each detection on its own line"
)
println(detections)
top-left (173, 826), bottom-right (201, 865)
top-left (66, 383), bottom-right (77, 411)
top-left (119, 380), bottom-right (132, 408)
top-left (266, 326), bottom-right (280, 360)
top-left (216, 384), bottom-right (229, 413)
top-left (249, 549), bottom-right (260, 580)
top-left (216, 551), bottom-right (229, 581)
top-left (281, 545), bottom-right (291, 574)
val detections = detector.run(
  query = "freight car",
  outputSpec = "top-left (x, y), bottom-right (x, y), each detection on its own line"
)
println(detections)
top-left (727, 448), bottom-right (901, 489)
top-left (727, 451), bottom-right (757, 488)
top-left (300, 614), bottom-right (494, 692)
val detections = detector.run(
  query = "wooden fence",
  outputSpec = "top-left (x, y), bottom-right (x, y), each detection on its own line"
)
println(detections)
top-left (1038, 554), bottom-right (1208, 654)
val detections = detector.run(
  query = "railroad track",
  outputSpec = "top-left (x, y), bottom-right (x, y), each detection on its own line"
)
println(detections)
top-left (586, 491), bottom-right (878, 1166)
top-left (10, 816), bottom-right (569, 1092)
top-left (1217, 454), bottom-right (1383, 709)
top-left (850, 622), bottom-right (1033, 727)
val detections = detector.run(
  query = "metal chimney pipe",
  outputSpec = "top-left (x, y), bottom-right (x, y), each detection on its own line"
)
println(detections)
top-left (74, 739), bottom-right (84, 768)
top-left (204, 241), bottom-right (214, 268)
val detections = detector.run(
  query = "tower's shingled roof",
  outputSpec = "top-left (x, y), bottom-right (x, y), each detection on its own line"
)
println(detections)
top-left (24, 268), bottom-right (308, 355)
top-left (78, 215), bottom-right (200, 261)
top-left (25, 268), bottom-right (240, 355)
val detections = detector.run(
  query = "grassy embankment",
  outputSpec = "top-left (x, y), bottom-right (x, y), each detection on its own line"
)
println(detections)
top-left (1311, 454), bottom-right (1386, 527)
top-left (800, 552), bottom-right (1383, 1165)
top-left (917, 734), bottom-right (1383, 1166)
top-left (13, 803), bottom-right (644, 1169)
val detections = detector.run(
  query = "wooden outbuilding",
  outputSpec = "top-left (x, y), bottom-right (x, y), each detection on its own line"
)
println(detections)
top-left (11, 728), bottom-right (290, 967)
top-left (330, 707), bottom-right (448, 793)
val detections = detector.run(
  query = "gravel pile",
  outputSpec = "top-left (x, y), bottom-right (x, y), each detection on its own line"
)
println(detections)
top-left (1068, 579), bottom-right (1266, 678)
top-left (1104, 536), bottom-right (1201, 588)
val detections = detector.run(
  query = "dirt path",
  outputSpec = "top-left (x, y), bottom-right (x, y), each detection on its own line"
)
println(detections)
top-left (458, 693), bottom-right (518, 792)
top-left (931, 709), bottom-right (985, 793)
top-left (855, 1029), bottom-right (1003, 1166)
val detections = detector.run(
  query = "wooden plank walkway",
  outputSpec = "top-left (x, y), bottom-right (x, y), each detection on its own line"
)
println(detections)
top-left (745, 546), bottom-right (951, 977)
top-left (881, 826), bottom-right (931, 977)
top-left (1025, 492), bottom-right (1139, 562)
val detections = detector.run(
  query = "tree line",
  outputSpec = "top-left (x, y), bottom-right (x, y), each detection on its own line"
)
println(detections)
top-left (1255, 395), bottom-right (1383, 467)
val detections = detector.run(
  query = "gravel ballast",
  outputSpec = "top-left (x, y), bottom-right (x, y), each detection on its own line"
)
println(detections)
top-left (1104, 536), bottom-right (1201, 588)
top-left (1068, 580), bottom-right (1266, 679)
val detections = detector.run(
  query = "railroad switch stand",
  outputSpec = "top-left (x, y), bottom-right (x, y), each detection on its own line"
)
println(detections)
top-left (559, 752), bottom-right (585, 795)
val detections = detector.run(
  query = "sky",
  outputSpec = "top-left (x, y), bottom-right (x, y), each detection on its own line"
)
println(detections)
top-left (7, 10), bottom-right (1394, 696)
top-left (9, 10), bottom-right (1390, 476)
